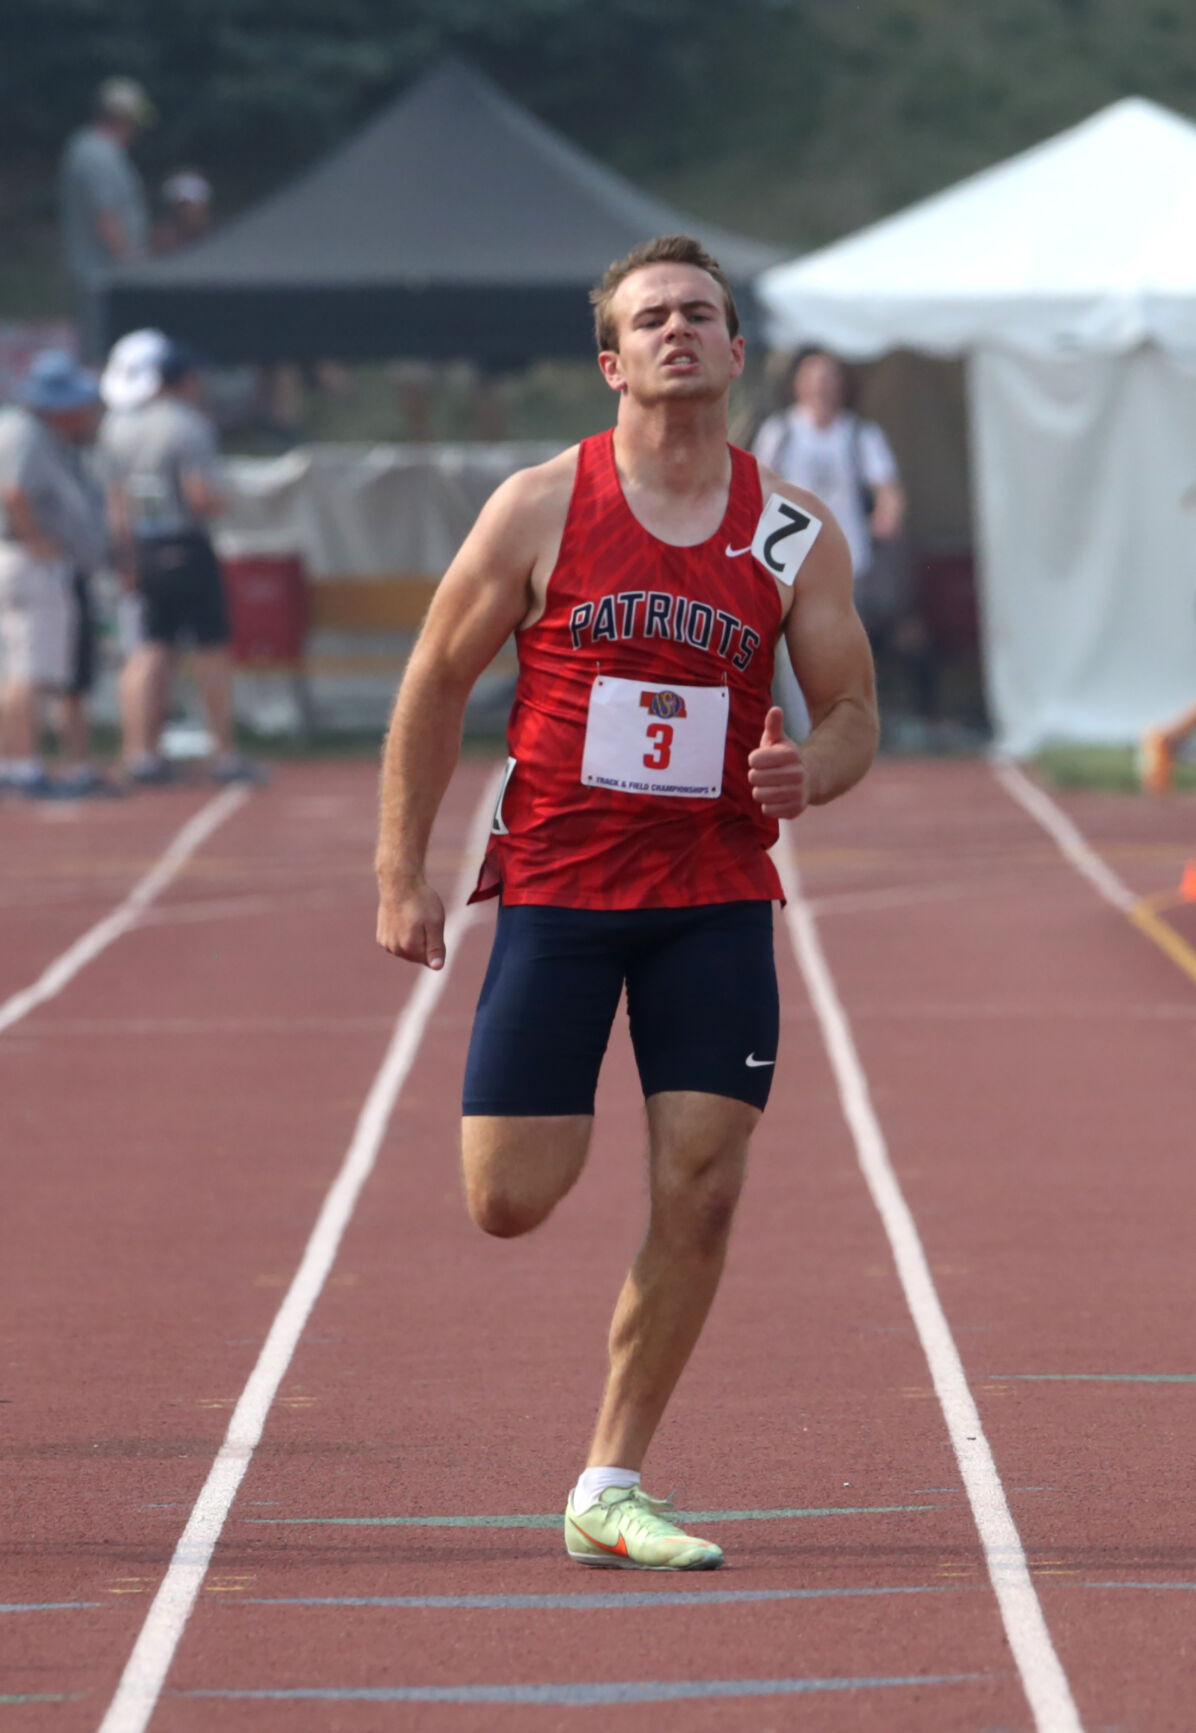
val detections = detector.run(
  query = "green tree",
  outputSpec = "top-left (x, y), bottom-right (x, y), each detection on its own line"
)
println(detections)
top-left (2, 0), bottom-right (1194, 259)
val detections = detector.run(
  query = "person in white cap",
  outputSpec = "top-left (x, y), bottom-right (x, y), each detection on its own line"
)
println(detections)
top-left (0, 352), bottom-right (107, 797)
top-left (99, 329), bottom-right (170, 770)
top-left (59, 78), bottom-right (155, 361)
top-left (99, 339), bottom-right (257, 785)
top-left (100, 327), bottom-right (168, 416)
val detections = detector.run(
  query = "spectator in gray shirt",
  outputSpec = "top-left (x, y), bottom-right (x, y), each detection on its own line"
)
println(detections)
top-left (59, 78), bottom-right (154, 361)
top-left (0, 352), bottom-right (106, 797)
top-left (100, 340), bottom-right (256, 784)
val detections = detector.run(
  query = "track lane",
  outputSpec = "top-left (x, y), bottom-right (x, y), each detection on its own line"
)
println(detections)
top-left (1, 763), bottom-right (485, 1728)
top-left (0, 789), bottom-right (243, 1010)
top-left (777, 835), bottom-right (1082, 1733)
top-left (7, 758), bottom-right (1190, 1730)
top-left (793, 759), bottom-right (1195, 1733)
top-left (150, 764), bottom-right (1036, 1730)
top-left (95, 767), bottom-right (501, 1733)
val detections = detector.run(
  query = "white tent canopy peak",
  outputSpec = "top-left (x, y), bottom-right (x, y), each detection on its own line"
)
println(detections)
top-left (758, 97), bottom-right (1196, 360)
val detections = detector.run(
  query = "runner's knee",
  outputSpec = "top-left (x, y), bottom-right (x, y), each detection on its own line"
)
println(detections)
top-left (460, 1115), bottom-right (590, 1238)
top-left (651, 1148), bottom-right (747, 1255)
top-left (463, 1163), bottom-right (580, 1237)
top-left (465, 1182), bottom-right (552, 1239)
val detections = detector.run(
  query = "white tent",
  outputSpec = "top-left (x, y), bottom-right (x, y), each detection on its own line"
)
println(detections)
top-left (757, 97), bottom-right (1196, 756)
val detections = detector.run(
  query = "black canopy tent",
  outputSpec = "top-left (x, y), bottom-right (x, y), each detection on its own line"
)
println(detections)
top-left (102, 60), bottom-right (782, 368)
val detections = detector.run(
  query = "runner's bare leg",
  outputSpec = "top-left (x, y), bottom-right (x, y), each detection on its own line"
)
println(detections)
top-left (462, 1115), bottom-right (592, 1238)
top-left (586, 1090), bottom-right (756, 1471)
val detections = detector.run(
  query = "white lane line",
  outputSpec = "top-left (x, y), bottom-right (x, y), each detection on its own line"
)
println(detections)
top-left (96, 772), bottom-right (500, 1733)
top-left (0, 787), bottom-right (250, 1038)
top-left (775, 833), bottom-right (1085, 1733)
top-left (991, 762), bottom-right (1135, 913)
top-left (993, 761), bottom-right (1196, 992)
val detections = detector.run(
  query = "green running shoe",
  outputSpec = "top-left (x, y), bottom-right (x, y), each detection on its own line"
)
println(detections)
top-left (564, 1485), bottom-right (724, 1571)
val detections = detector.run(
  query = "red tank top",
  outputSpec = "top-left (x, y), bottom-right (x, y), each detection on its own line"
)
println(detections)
top-left (471, 429), bottom-right (784, 909)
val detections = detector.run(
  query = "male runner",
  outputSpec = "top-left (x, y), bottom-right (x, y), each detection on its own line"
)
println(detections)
top-left (376, 235), bottom-right (877, 1570)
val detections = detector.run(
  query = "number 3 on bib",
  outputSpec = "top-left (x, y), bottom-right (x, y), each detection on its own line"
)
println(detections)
top-left (582, 676), bottom-right (728, 799)
top-left (643, 721), bottom-right (673, 769)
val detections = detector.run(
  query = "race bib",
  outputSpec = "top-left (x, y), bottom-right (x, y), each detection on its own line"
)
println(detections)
top-left (751, 492), bottom-right (822, 585)
top-left (581, 676), bottom-right (728, 800)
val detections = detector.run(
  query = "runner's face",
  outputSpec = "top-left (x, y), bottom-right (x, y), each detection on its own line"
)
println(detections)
top-left (599, 265), bottom-right (744, 403)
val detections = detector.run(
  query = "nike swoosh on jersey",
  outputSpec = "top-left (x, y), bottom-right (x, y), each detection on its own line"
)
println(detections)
top-left (724, 543), bottom-right (753, 558)
top-left (745, 1053), bottom-right (775, 1068)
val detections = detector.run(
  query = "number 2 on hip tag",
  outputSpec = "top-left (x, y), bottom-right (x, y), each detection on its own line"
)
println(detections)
top-left (751, 493), bottom-right (823, 586)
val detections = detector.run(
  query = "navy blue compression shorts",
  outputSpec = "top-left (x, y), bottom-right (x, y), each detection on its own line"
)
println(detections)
top-left (462, 900), bottom-right (779, 1117)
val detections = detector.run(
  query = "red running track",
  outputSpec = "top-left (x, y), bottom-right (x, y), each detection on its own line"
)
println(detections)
top-left (1, 759), bottom-right (1192, 1732)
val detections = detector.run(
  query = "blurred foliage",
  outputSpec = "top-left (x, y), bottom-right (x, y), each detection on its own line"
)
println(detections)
top-left (3, 0), bottom-right (1196, 254)
top-left (284, 356), bottom-right (766, 449)
top-left (296, 360), bottom-right (615, 447)
top-left (1034, 743), bottom-right (1196, 793)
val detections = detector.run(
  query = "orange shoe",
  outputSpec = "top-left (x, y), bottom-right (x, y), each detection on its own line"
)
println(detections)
top-left (1138, 730), bottom-right (1173, 795)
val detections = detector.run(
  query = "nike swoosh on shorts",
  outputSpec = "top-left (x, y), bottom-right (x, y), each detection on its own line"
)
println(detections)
top-left (745, 1053), bottom-right (775, 1068)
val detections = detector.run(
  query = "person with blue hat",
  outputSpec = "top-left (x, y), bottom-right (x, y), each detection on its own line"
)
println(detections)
top-left (0, 350), bottom-right (108, 796)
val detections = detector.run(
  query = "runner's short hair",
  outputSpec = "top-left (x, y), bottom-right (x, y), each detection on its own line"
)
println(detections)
top-left (590, 235), bottom-right (740, 353)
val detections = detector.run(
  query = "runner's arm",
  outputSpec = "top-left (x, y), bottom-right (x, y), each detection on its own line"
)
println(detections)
top-left (747, 472), bottom-right (877, 817)
top-left (375, 470), bottom-right (549, 967)
top-left (782, 485), bottom-right (878, 805)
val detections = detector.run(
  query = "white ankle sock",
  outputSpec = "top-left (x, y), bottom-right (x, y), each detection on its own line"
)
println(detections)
top-left (571, 1466), bottom-right (640, 1514)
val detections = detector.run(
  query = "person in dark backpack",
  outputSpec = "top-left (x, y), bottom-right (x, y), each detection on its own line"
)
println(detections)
top-left (754, 350), bottom-right (942, 731)
top-left (752, 349), bottom-right (904, 623)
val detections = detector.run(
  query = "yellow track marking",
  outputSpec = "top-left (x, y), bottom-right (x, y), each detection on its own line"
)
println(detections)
top-left (1137, 888), bottom-right (1180, 914)
top-left (994, 764), bottom-right (1196, 993)
top-left (1126, 899), bottom-right (1196, 988)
